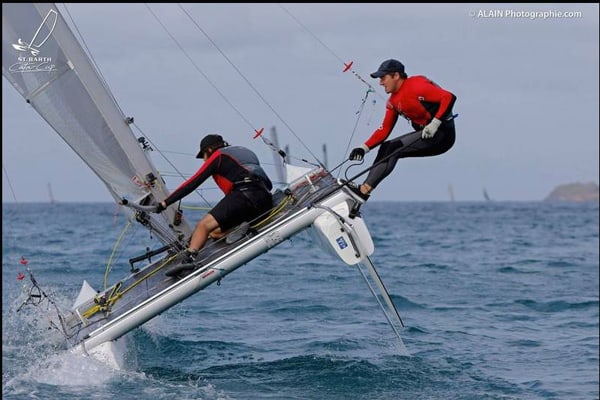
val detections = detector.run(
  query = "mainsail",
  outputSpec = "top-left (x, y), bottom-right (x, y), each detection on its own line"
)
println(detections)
top-left (2, 3), bottom-right (191, 245)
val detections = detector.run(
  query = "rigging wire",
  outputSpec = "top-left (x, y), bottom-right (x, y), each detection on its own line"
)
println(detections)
top-left (61, 4), bottom-right (129, 126)
top-left (129, 121), bottom-right (214, 208)
top-left (63, 3), bottom-right (213, 217)
top-left (1, 164), bottom-right (28, 287)
top-left (276, 4), bottom-right (385, 172)
top-left (143, 3), bottom-right (319, 202)
top-left (277, 4), bottom-right (386, 102)
top-left (2, 163), bottom-right (19, 205)
top-left (3, 165), bottom-right (68, 334)
top-left (144, 4), bottom-right (256, 135)
top-left (22, 7), bottom-right (188, 279)
top-left (163, 3), bottom-right (323, 167)
top-left (341, 130), bottom-right (423, 184)
top-left (337, 87), bottom-right (375, 178)
top-left (6, 28), bottom-right (176, 289)
top-left (66, 4), bottom-right (216, 210)
top-left (83, 190), bottom-right (295, 319)
top-left (103, 220), bottom-right (133, 290)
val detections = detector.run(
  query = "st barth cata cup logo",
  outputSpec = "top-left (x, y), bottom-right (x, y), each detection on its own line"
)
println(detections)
top-left (10, 9), bottom-right (58, 73)
top-left (12, 9), bottom-right (57, 56)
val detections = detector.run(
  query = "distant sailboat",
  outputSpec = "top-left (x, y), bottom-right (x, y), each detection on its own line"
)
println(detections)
top-left (47, 182), bottom-right (55, 204)
top-left (448, 184), bottom-right (455, 202)
top-left (483, 188), bottom-right (491, 201)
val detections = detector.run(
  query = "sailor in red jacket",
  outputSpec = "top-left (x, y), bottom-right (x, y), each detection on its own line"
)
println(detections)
top-left (154, 134), bottom-right (273, 258)
top-left (348, 59), bottom-right (457, 200)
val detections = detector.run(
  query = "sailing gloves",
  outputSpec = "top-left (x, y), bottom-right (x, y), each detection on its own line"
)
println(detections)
top-left (153, 201), bottom-right (166, 213)
top-left (349, 144), bottom-right (369, 161)
top-left (422, 118), bottom-right (442, 139)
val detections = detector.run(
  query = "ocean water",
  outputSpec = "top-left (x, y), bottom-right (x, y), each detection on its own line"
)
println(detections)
top-left (2, 201), bottom-right (598, 400)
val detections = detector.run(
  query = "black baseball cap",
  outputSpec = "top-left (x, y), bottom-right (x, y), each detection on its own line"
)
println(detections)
top-left (370, 59), bottom-right (405, 78)
top-left (197, 134), bottom-right (225, 158)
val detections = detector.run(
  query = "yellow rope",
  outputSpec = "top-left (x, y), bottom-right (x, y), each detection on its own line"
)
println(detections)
top-left (251, 194), bottom-right (293, 230)
top-left (180, 204), bottom-right (211, 211)
top-left (82, 193), bottom-right (294, 319)
top-left (83, 253), bottom-right (179, 319)
top-left (103, 220), bottom-right (132, 290)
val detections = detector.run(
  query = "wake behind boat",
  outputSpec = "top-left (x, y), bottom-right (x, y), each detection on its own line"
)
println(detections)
top-left (3, 3), bottom-right (406, 369)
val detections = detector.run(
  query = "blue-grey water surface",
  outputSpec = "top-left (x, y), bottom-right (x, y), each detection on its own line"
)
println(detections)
top-left (2, 201), bottom-right (598, 399)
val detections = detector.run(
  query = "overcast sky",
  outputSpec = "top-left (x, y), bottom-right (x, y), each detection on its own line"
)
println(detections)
top-left (3, 3), bottom-right (599, 203)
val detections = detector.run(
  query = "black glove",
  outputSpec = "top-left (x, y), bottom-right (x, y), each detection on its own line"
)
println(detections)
top-left (349, 147), bottom-right (365, 161)
top-left (153, 202), bottom-right (166, 214)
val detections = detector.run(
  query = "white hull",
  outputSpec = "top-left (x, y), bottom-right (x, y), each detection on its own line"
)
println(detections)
top-left (75, 189), bottom-right (366, 356)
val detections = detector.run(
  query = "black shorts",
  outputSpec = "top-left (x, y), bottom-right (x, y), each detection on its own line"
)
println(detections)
top-left (209, 189), bottom-right (273, 231)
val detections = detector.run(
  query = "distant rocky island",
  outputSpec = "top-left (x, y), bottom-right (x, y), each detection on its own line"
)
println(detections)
top-left (544, 182), bottom-right (599, 202)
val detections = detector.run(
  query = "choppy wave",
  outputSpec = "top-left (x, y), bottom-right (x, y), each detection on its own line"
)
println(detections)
top-left (3, 201), bottom-right (599, 399)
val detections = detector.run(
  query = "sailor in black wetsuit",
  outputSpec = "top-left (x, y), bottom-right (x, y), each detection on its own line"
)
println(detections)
top-left (153, 134), bottom-right (273, 257)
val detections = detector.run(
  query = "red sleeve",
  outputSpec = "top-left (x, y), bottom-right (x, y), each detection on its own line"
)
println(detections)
top-left (364, 105), bottom-right (399, 149)
top-left (164, 151), bottom-right (220, 206)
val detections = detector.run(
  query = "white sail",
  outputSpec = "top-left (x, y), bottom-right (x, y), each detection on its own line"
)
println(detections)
top-left (285, 163), bottom-right (316, 184)
top-left (269, 126), bottom-right (286, 186)
top-left (2, 3), bottom-right (191, 245)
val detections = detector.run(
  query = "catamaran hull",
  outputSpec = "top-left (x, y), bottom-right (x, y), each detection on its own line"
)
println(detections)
top-left (74, 190), bottom-right (360, 356)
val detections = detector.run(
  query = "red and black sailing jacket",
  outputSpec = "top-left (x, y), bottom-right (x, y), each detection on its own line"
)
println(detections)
top-left (164, 146), bottom-right (272, 207)
top-left (365, 75), bottom-right (456, 149)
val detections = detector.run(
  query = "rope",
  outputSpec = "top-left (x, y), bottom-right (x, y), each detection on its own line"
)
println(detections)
top-left (103, 221), bottom-right (132, 290)
top-left (82, 252), bottom-right (179, 319)
top-left (143, 4), bottom-right (323, 167)
top-left (251, 193), bottom-right (294, 230)
top-left (337, 88), bottom-right (375, 178)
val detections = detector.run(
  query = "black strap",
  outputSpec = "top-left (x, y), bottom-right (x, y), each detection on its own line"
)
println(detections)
top-left (232, 177), bottom-right (269, 192)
